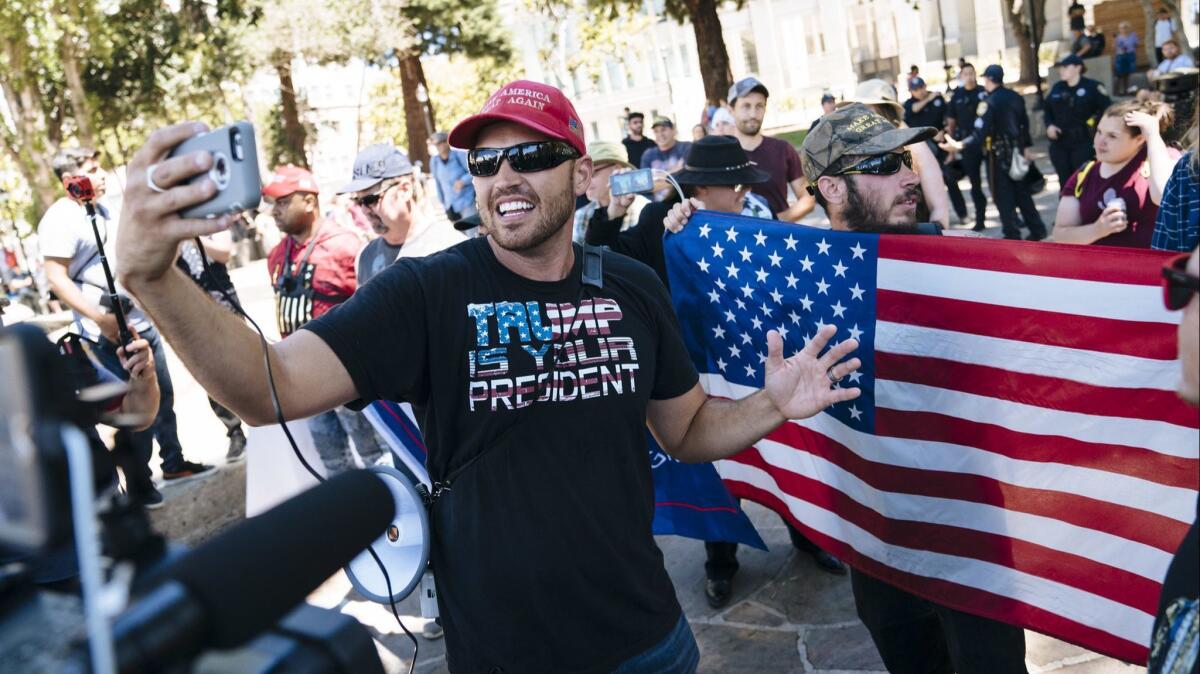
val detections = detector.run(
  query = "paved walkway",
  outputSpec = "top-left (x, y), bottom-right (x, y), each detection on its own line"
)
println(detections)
top-left (150, 148), bottom-right (1149, 671)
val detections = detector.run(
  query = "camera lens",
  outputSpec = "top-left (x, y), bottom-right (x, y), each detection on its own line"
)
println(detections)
top-left (231, 128), bottom-right (244, 161)
top-left (209, 153), bottom-right (231, 190)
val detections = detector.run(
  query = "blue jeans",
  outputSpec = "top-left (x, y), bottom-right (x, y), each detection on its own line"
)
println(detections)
top-left (308, 407), bottom-right (388, 474)
top-left (93, 326), bottom-right (186, 474)
top-left (612, 614), bottom-right (699, 674)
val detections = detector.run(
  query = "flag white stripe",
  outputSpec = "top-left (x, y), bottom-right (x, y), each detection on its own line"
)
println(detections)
top-left (876, 379), bottom-right (1198, 461)
top-left (877, 258), bottom-right (1179, 325)
top-left (876, 320), bottom-right (1180, 392)
top-left (736, 438), bottom-right (1174, 582)
top-left (699, 374), bottom-right (1199, 523)
top-left (719, 460), bottom-right (1154, 647)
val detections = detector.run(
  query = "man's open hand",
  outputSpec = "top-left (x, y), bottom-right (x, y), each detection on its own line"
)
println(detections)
top-left (763, 325), bottom-right (861, 421)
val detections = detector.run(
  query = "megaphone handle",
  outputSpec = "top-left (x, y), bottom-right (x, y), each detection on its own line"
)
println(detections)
top-left (83, 202), bottom-right (133, 348)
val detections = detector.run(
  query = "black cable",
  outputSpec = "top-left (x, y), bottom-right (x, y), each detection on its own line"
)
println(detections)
top-left (192, 237), bottom-right (418, 674)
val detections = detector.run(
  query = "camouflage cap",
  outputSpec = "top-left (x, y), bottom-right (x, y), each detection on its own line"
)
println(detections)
top-left (801, 103), bottom-right (937, 183)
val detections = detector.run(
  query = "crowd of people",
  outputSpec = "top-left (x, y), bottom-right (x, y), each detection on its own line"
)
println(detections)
top-left (2, 10), bottom-right (1197, 673)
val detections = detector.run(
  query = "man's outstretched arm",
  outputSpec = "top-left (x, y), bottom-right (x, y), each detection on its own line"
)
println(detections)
top-left (116, 123), bottom-right (356, 426)
top-left (647, 325), bottom-right (861, 463)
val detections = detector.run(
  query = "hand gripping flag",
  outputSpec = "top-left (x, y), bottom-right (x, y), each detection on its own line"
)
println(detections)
top-left (662, 211), bottom-right (1199, 663)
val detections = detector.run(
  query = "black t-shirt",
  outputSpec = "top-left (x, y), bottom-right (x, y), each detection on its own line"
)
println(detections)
top-left (622, 135), bottom-right (656, 169)
top-left (304, 236), bottom-right (699, 673)
top-left (1149, 499), bottom-right (1199, 674)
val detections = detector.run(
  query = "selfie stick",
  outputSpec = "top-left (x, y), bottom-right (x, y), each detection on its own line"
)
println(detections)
top-left (82, 200), bottom-right (134, 348)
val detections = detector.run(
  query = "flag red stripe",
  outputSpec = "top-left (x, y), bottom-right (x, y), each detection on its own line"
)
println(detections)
top-left (876, 289), bottom-right (1176, 361)
top-left (727, 481), bottom-right (1149, 663)
top-left (876, 352), bottom-right (1197, 428)
top-left (878, 236), bottom-right (1171, 286)
top-left (732, 449), bottom-right (1163, 613)
top-left (875, 407), bottom-right (1200, 491)
top-left (762, 422), bottom-right (1191, 553)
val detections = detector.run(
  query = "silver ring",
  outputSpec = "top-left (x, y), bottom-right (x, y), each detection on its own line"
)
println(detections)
top-left (145, 164), bottom-right (167, 193)
top-left (826, 368), bottom-right (843, 385)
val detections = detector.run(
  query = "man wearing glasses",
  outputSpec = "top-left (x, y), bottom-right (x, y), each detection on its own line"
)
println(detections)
top-left (114, 79), bottom-right (865, 673)
top-left (338, 143), bottom-right (464, 285)
top-left (262, 165), bottom-right (387, 475)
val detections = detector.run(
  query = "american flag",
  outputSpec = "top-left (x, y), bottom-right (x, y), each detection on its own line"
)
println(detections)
top-left (662, 211), bottom-right (1199, 663)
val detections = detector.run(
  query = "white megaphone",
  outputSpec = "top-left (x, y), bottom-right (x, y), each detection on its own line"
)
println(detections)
top-left (343, 465), bottom-right (430, 603)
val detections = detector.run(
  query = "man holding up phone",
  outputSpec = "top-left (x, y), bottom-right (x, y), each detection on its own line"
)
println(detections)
top-left (571, 140), bottom-right (648, 243)
top-left (114, 82), bottom-right (862, 672)
top-left (38, 148), bottom-right (213, 506)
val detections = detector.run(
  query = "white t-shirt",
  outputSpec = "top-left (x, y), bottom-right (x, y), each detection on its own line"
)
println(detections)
top-left (37, 197), bottom-right (152, 341)
top-left (1157, 53), bottom-right (1196, 74)
top-left (1155, 18), bottom-right (1176, 47)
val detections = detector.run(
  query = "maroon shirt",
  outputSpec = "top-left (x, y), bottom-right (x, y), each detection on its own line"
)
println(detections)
top-left (745, 136), bottom-right (805, 216)
top-left (1060, 146), bottom-right (1173, 248)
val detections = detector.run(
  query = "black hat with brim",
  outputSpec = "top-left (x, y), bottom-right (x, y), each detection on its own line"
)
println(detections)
top-left (671, 135), bottom-right (771, 186)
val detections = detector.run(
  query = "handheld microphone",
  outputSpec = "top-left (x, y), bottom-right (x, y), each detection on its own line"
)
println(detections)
top-left (109, 469), bottom-right (394, 673)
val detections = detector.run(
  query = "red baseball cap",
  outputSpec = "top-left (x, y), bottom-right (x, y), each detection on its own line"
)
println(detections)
top-left (262, 165), bottom-right (319, 199)
top-left (449, 80), bottom-right (586, 155)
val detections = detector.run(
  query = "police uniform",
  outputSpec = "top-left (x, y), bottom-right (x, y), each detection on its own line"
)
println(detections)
top-left (961, 68), bottom-right (1048, 240)
top-left (1044, 76), bottom-right (1110, 185)
top-left (905, 92), bottom-right (970, 223)
top-left (947, 84), bottom-right (990, 230)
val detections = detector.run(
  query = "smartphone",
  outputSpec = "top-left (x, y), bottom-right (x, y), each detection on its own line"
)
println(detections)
top-left (168, 121), bottom-right (262, 219)
top-left (609, 168), bottom-right (655, 197)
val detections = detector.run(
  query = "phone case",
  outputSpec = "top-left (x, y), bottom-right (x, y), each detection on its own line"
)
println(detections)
top-left (168, 121), bottom-right (263, 219)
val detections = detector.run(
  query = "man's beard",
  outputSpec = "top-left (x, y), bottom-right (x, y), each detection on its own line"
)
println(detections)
top-left (482, 174), bottom-right (575, 253)
top-left (737, 119), bottom-right (761, 136)
top-left (842, 176), bottom-right (925, 233)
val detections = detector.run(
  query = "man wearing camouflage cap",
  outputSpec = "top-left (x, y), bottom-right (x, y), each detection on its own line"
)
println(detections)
top-left (665, 103), bottom-right (1028, 672)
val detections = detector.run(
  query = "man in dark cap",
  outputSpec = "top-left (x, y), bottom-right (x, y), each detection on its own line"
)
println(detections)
top-left (941, 65), bottom-right (1048, 241)
top-left (810, 93), bottom-right (838, 132)
top-left (728, 76), bottom-right (815, 221)
top-left (905, 76), bottom-right (968, 226)
top-left (1044, 54), bottom-right (1110, 186)
top-left (114, 79), bottom-right (863, 673)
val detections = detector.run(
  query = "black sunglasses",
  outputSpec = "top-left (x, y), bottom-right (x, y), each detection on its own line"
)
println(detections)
top-left (353, 181), bottom-right (400, 208)
top-left (1162, 253), bottom-right (1200, 311)
top-left (467, 141), bottom-right (581, 177)
top-left (837, 150), bottom-right (914, 178)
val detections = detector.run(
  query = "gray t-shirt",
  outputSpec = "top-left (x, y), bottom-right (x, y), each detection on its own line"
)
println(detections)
top-left (37, 197), bottom-right (151, 341)
top-left (356, 236), bottom-right (404, 285)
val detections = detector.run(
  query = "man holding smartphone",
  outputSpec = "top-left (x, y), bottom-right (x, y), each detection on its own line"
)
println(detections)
top-left (114, 80), bottom-right (863, 673)
top-left (38, 148), bottom-right (213, 506)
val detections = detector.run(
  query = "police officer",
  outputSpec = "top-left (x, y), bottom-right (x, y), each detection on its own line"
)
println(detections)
top-left (905, 76), bottom-right (969, 226)
top-left (941, 64), bottom-right (1048, 241)
top-left (1044, 54), bottom-right (1110, 186)
top-left (945, 63), bottom-right (990, 231)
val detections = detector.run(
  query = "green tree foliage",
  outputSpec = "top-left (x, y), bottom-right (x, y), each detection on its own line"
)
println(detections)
top-left (538, 0), bottom-right (739, 103)
top-left (0, 0), bottom-right (258, 221)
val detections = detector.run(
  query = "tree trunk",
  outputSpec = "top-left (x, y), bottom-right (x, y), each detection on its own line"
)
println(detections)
top-left (1001, 0), bottom-right (1045, 85)
top-left (684, 0), bottom-right (732, 103)
top-left (398, 52), bottom-right (433, 168)
top-left (1, 44), bottom-right (59, 217)
top-left (59, 0), bottom-right (96, 147)
top-left (60, 41), bottom-right (96, 148)
top-left (272, 52), bottom-right (309, 169)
